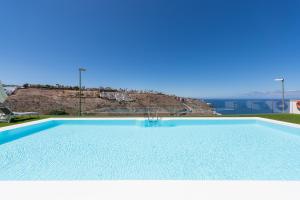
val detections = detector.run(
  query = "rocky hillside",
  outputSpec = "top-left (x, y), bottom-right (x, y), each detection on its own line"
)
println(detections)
top-left (4, 87), bottom-right (213, 116)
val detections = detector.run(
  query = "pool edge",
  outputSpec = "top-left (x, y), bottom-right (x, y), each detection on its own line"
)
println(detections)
top-left (1, 117), bottom-right (300, 132)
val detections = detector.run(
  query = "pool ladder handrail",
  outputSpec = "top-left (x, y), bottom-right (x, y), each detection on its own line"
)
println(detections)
top-left (147, 107), bottom-right (159, 121)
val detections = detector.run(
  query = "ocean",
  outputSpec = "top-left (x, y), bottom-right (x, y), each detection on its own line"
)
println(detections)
top-left (204, 99), bottom-right (290, 115)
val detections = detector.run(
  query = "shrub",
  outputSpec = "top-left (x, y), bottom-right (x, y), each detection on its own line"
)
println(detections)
top-left (23, 83), bottom-right (29, 88)
top-left (49, 109), bottom-right (68, 115)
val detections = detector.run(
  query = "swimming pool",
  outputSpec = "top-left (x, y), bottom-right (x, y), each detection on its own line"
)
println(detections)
top-left (0, 118), bottom-right (299, 180)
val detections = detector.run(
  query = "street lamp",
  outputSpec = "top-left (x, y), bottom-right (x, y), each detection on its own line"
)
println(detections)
top-left (274, 77), bottom-right (285, 113)
top-left (79, 67), bottom-right (86, 116)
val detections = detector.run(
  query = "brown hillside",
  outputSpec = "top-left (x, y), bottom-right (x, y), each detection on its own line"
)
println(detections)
top-left (4, 88), bottom-right (213, 116)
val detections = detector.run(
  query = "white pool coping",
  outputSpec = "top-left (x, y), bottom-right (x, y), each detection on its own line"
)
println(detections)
top-left (1, 117), bottom-right (300, 199)
top-left (1, 116), bottom-right (300, 132)
top-left (0, 181), bottom-right (300, 200)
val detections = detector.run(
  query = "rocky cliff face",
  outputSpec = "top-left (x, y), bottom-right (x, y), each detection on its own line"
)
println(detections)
top-left (4, 88), bottom-right (213, 116)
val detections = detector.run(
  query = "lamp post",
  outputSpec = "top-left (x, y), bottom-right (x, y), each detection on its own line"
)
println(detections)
top-left (274, 77), bottom-right (285, 113)
top-left (79, 67), bottom-right (86, 116)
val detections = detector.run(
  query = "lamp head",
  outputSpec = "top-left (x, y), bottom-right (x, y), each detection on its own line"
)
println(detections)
top-left (79, 67), bottom-right (86, 72)
top-left (274, 78), bottom-right (284, 82)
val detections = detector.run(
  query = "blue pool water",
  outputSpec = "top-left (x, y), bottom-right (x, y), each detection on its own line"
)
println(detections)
top-left (0, 119), bottom-right (300, 180)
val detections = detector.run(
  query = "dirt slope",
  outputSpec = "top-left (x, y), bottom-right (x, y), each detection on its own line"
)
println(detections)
top-left (4, 88), bottom-right (213, 116)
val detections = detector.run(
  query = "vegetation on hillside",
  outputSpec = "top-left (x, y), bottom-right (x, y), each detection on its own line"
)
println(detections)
top-left (22, 83), bottom-right (168, 94)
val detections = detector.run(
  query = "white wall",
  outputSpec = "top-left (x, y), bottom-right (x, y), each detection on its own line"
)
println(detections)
top-left (290, 100), bottom-right (300, 114)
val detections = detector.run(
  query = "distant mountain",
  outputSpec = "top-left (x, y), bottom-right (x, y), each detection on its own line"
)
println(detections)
top-left (2, 84), bottom-right (20, 87)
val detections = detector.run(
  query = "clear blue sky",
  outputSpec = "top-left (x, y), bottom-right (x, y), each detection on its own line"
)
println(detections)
top-left (0, 0), bottom-right (299, 98)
